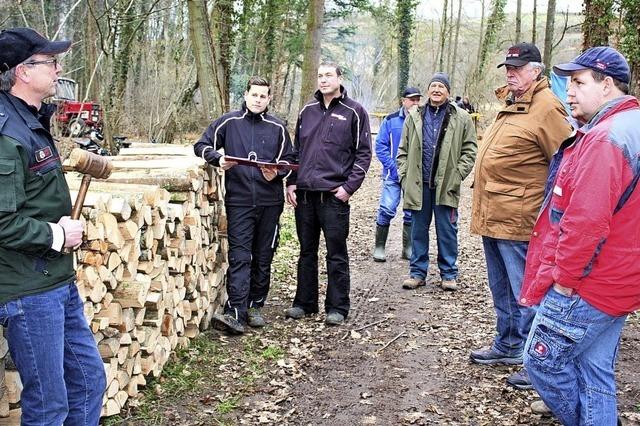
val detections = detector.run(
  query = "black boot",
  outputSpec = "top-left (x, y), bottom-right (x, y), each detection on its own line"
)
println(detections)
top-left (372, 224), bottom-right (389, 262)
top-left (402, 222), bottom-right (412, 260)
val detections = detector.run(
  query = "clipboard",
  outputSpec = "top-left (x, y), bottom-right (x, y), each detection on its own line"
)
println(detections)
top-left (224, 154), bottom-right (298, 171)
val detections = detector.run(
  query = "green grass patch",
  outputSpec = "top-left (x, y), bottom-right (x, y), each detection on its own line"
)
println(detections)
top-left (102, 333), bottom-right (287, 424)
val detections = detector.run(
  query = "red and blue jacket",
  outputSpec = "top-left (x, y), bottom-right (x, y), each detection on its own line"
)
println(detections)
top-left (520, 96), bottom-right (640, 316)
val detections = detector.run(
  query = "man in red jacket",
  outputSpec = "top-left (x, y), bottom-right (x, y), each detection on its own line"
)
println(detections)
top-left (520, 46), bottom-right (640, 425)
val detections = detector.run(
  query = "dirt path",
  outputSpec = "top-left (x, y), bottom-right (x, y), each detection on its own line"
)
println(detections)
top-left (241, 162), bottom-right (640, 425)
top-left (116, 162), bottom-right (640, 425)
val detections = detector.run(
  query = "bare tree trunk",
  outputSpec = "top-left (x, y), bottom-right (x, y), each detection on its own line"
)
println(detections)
top-left (210, 0), bottom-right (234, 111)
top-left (620, 0), bottom-right (640, 96)
top-left (84, 5), bottom-right (99, 101)
top-left (476, 0), bottom-right (486, 70)
top-left (450, 0), bottom-right (462, 90)
top-left (532, 0), bottom-right (537, 43)
top-left (298, 0), bottom-right (324, 110)
top-left (446, 0), bottom-right (455, 76)
top-left (187, 0), bottom-right (225, 122)
top-left (515, 0), bottom-right (522, 43)
top-left (543, 0), bottom-right (556, 73)
top-left (437, 0), bottom-right (448, 72)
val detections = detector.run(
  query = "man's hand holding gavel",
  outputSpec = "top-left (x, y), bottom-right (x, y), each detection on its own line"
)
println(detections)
top-left (57, 216), bottom-right (84, 248)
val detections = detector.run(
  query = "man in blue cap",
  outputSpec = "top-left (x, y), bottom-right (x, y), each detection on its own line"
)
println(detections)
top-left (0, 28), bottom-right (106, 424)
top-left (372, 87), bottom-right (422, 262)
top-left (520, 46), bottom-right (640, 425)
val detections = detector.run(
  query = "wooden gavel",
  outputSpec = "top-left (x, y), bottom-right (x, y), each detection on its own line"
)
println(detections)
top-left (65, 148), bottom-right (113, 220)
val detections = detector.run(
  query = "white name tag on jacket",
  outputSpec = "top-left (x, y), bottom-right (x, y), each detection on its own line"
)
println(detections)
top-left (331, 113), bottom-right (347, 121)
top-left (553, 185), bottom-right (563, 196)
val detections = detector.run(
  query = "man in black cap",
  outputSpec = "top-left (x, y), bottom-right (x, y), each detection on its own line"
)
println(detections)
top-left (372, 86), bottom-right (422, 262)
top-left (521, 46), bottom-right (640, 425)
top-left (397, 72), bottom-right (477, 292)
top-left (469, 42), bottom-right (572, 390)
top-left (0, 28), bottom-right (106, 424)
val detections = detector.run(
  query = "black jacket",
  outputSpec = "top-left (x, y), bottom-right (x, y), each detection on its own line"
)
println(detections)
top-left (194, 104), bottom-right (294, 206)
top-left (288, 87), bottom-right (371, 195)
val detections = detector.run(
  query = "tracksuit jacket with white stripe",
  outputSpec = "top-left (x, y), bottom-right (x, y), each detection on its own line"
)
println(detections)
top-left (288, 87), bottom-right (371, 194)
top-left (194, 103), bottom-right (294, 206)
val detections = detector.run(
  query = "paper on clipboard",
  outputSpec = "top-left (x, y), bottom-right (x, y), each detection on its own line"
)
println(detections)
top-left (224, 155), bottom-right (299, 171)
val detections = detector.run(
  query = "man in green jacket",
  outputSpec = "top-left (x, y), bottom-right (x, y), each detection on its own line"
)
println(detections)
top-left (397, 72), bottom-right (477, 291)
top-left (0, 28), bottom-right (106, 424)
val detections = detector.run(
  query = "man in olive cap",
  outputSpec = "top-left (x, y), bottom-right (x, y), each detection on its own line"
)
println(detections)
top-left (521, 46), bottom-right (640, 425)
top-left (0, 28), bottom-right (106, 424)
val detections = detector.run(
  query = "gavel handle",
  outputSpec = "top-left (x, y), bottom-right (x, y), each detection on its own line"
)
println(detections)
top-left (71, 174), bottom-right (92, 220)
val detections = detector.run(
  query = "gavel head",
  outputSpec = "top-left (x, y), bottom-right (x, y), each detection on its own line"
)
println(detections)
top-left (67, 148), bottom-right (113, 179)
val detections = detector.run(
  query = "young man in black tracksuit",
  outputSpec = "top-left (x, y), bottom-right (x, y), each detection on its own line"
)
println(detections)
top-left (285, 63), bottom-right (371, 326)
top-left (194, 76), bottom-right (294, 334)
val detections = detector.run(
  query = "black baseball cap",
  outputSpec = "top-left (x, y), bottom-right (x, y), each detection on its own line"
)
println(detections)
top-left (497, 42), bottom-right (542, 68)
top-left (402, 87), bottom-right (422, 98)
top-left (553, 46), bottom-right (630, 84)
top-left (0, 27), bottom-right (71, 73)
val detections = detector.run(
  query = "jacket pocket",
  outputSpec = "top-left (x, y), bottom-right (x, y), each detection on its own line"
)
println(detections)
top-left (0, 158), bottom-right (17, 213)
top-left (484, 181), bottom-right (525, 226)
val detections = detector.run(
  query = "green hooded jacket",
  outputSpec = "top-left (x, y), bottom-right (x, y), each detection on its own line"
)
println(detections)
top-left (397, 101), bottom-right (477, 209)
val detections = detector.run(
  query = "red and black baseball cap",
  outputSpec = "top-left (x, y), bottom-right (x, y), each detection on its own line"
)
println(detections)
top-left (497, 42), bottom-right (542, 68)
top-left (0, 27), bottom-right (71, 72)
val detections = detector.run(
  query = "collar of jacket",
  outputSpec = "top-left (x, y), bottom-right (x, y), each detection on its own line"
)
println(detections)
top-left (241, 101), bottom-right (268, 121)
top-left (409, 101), bottom-right (456, 128)
top-left (0, 91), bottom-right (52, 132)
top-left (494, 77), bottom-right (550, 114)
top-left (313, 85), bottom-right (347, 108)
top-left (577, 95), bottom-right (640, 135)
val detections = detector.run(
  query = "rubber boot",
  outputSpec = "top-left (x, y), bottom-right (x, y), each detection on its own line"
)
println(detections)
top-left (402, 222), bottom-right (412, 260)
top-left (372, 224), bottom-right (389, 262)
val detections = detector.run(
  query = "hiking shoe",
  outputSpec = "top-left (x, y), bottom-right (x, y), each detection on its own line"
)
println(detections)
top-left (212, 313), bottom-right (245, 335)
top-left (285, 306), bottom-right (306, 320)
top-left (247, 308), bottom-right (266, 328)
top-left (506, 368), bottom-right (533, 390)
top-left (325, 312), bottom-right (345, 326)
top-left (441, 279), bottom-right (458, 291)
top-left (470, 346), bottom-right (523, 365)
top-left (402, 277), bottom-right (425, 290)
top-left (530, 400), bottom-right (552, 416)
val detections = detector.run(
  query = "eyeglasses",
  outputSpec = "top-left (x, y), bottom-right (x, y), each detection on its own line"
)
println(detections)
top-left (22, 58), bottom-right (58, 68)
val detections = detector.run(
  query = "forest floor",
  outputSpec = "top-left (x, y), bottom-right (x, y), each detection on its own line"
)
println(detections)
top-left (107, 162), bottom-right (640, 426)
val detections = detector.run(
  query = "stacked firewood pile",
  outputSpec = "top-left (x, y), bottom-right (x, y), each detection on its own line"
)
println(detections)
top-left (0, 143), bottom-right (228, 419)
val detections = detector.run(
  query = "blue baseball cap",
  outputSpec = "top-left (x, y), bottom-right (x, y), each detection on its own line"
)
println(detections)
top-left (553, 46), bottom-right (630, 84)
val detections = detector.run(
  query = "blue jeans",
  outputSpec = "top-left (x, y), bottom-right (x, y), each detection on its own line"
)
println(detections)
top-left (294, 190), bottom-right (351, 316)
top-left (376, 178), bottom-right (411, 226)
top-left (409, 186), bottom-right (458, 280)
top-left (0, 282), bottom-right (106, 426)
top-left (524, 288), bottom-right (626, 426)
top-left (482, 237), bottom-right (536, 356)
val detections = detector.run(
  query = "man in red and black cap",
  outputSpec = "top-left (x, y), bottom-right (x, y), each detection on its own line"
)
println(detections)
top-left (521, 46), bottom-right (639, 425)
top-left (0, 28), bottom-right (106, 424)
top-left (469, 42), bottom-right (572, 390)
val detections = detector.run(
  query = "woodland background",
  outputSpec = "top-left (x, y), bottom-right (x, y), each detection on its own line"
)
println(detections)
top-left (1, 0), bottom-right (639, 146)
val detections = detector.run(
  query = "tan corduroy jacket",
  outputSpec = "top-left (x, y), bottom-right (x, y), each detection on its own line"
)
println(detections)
top-left (470, 77), bottom-right (573, 241)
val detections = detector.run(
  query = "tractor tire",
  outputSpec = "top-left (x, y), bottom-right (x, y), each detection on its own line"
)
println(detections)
top-left (69, 118), bottom-right (86, 137)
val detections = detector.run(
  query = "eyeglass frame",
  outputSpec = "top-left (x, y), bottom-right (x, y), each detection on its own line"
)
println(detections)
top-left (22, 58), bottom-right (58, 68)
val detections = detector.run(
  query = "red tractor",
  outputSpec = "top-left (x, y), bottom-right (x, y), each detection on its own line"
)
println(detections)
top-left (53, 77), bottom-right (103, 137)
